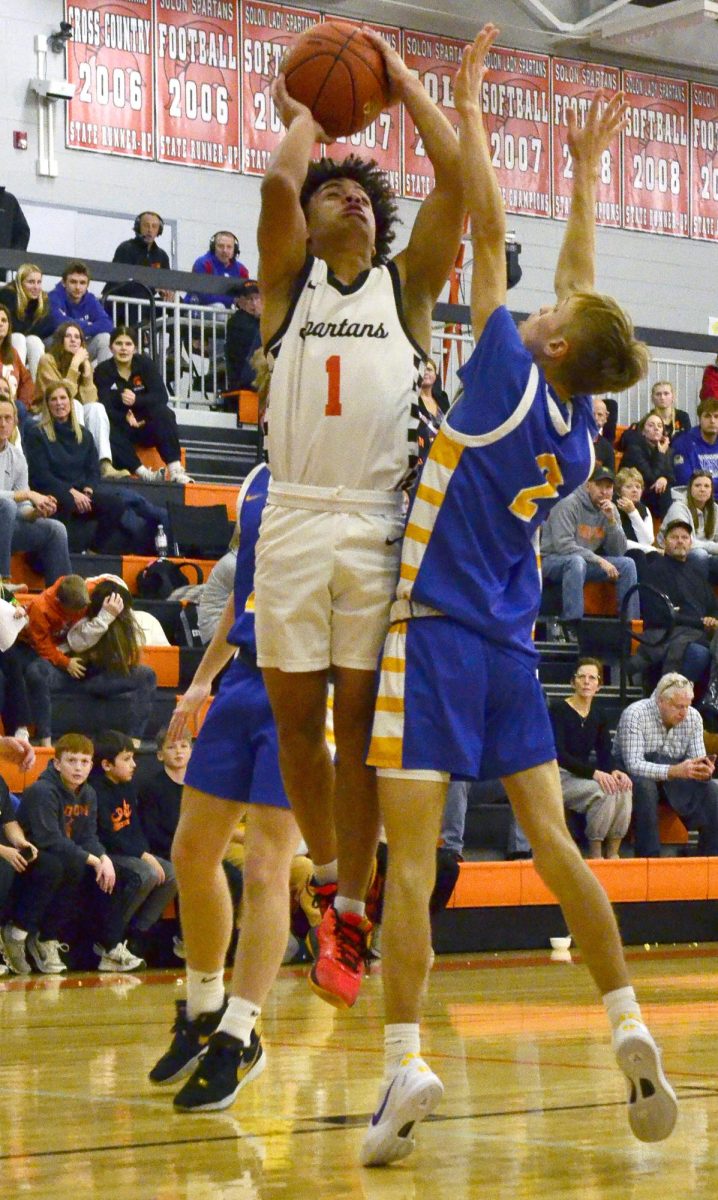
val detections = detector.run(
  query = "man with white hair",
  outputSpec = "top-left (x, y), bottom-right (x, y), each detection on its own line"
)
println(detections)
top-left (614, 673), bottom-right (718, 857)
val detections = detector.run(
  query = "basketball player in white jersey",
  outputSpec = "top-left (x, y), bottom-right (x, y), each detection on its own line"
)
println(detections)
top-left (255, 33), bottom-right (464, 1009)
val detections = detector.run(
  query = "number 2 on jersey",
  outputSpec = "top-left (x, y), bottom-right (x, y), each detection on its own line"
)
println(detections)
top-left (324, 355), bottom-right (342, 416)
top-left (509, 453), bottom-right (564, 521)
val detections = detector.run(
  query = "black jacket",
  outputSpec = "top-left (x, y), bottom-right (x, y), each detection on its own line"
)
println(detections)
top-left (0, 285), bottom-right (55, 339)
top-left (94, 353), bottom-right (170, 422)
top-left (0, 188), bottom-right (30, 250)
top-left (24, 420), bottom-right (100, 512)
top-left (18, 763), bottom-right (105, 868)
top-left (111, 236), bottom-right (170, 271)
top-left (91, 771), bottom-right (150, 858)
top-left (225, 309), bottom-right (261, 390)
top-left (137, 769), bottom-right (182, 859)
top-left (641, 554), bottom-right (718, 629)
top-left (620, 438), bottom-right (674, 491)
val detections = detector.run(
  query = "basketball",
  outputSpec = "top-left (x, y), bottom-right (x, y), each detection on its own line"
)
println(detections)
top-left (282, 21), bottom-right (390, 140)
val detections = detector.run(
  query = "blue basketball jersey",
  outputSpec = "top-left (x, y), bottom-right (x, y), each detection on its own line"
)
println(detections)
top-left (398, 306), bottom-right (596, 659)
top-left (228, 461), bottom-right (270, 655)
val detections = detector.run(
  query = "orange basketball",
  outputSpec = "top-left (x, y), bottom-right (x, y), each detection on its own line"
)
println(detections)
top-left (282, 21), bottom-right (390, 140)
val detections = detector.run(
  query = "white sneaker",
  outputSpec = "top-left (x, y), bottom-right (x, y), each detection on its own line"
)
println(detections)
top-left (94, 941), bottom-right (146, 972)
top-left (614, 1020), bottom-right (678, 1142)
top-left (137, 466), bottom-right (166, 484)
top-left (168, 467), bottom-right (194, 484)
top-left (0, 925), bottom-right (31, 974)
top-left (359, 1054), bottom-right (444, 1167)
top-left (26, 934), bottom-right (68, 975)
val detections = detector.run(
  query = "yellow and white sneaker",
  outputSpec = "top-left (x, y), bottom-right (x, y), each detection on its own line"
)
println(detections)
top-left (614, 1020), bottom-right (677, 1142)
top-left (360, 1054), bottom-right (443, 1167)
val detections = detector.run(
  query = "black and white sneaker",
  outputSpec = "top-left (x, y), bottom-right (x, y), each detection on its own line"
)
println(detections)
top-left (149, 998), bottom-right (227, 1085)
top-left (173, 1028), bottom-right (265, 1112)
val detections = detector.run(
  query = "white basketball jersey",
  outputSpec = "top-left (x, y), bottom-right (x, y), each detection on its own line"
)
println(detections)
top-left (265, 256), bottom-right (426, 491)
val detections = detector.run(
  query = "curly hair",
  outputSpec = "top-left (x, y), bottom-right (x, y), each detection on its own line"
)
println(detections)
top-left (299, 155), bottom-right (399, 264)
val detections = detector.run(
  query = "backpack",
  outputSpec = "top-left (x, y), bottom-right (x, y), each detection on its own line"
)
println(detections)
top-left (136, 559), bottom-right (204, 600)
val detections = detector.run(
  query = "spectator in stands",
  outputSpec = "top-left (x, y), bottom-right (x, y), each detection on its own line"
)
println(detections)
top-left (700, 355), bottom-right (718, 402)
top-left (0, 187), bottom-right (30, 251)
top-left (0, 772), bottom-right (69, 975)
top-left (104, 212), bottom-right (172, 324)
top-left (540, 465), bottom-right (639, 640)
top-left (599, 395), bottom-right (618, 444)
top-left (0, 264), bottom-right (55, 377)
top-left (138, 727), bottom-right (193, 862)
top-left (185, 232), bottom-right (249, 308)
top-left (23, 381), bottom-right (134, 553)
top-left (0, 387), bottom-right (71, 587)
top-left (198, 524), bottom-right (240, 644)
top-left (16, 574), bottom-right (91, 745)
top-left (614, 467), bottom-right (657, 567)
top-left (629, 518), bottom-right (718, 686)
top-left (658, 470), bottom-right (718, 581)
top-left (648, 380), bottom-right (691, 443)
top-left (0, 303), bottom-right (33, 427)
top-left (619, 412), bottom-right (674, 519)
top-left (35, 323), bottom-right (129, 480)
top-left (48, 262), bottom-right (113, 364)
top-left (551, 658), bottom-right (632, 858)
top-left (64, 580), bottom-right (158, 742)
top-left (0, 583), bottom-right (33, 742)
top-left (672, 396), bottom-right (718, 498)
top-left (614, 673), bottom-right (718, 857)
top-left (416, 358), bottom-right (449, 465)
top-left (592, 397), bottom-right (615, 473)
top-left (94, 327), bottom-right (192, 484)
top-left (17, 732), bottom-right (145, 971)
top-left (225, 280), bottom-right (262, 394)
top-left (91, 730), bottom-right (176, 945)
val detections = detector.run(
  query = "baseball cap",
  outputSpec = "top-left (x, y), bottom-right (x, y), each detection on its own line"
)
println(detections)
top-left (664, 518), bottom-right (693, 535)
top-left (231, 278), bottom-right (259, 298)
top-left (590, 465), bottom-right (615, 483)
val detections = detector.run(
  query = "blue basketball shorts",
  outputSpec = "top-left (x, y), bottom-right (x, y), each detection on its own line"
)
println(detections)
top-left (368, 616), bottom-right (556, 781)
top-left (184, 656), bottom-right (289, 808)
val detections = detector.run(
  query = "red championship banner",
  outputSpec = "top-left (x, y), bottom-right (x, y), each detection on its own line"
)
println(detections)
top-left (623, 70), bottom-right (689, 237)
top-left (691, 83), bottom-right (718, 241)
top-left (330, 23), bottom-right (401, 194)
top-left (482, 46), bottom-right (551, 218)
top-left (401, 30), bottom-right (468, 200)
top-left (240, 2), bottom-right (320, 176)
top-left (155, 0), bottom-right (240, 171)
top-left (65, 1), bottom-right (154, 158)
top-left (551, 59), bottom-right (621, 226)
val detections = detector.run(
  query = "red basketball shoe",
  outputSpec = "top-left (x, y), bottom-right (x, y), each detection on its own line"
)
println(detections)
top-left (309, 907), bottom-right (371, 1008)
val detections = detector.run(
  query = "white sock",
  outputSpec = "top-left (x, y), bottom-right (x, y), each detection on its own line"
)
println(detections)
top-left (217, 995), bottom-right (261, 1046)
top-left (167, 460), bottom-right (182, 475)
top-left (384, 1023), bottom-right (421, 1082)
top-left (335, 895), bottom-right (365, 918)
top-left (186, 966), bottom-right (225, 1021)
top-left (136, 465), bottom-right (153, 479)
top-left (313, 860), bottom-right (338, 886)
top-left (603, 985), bottom-right (643, 1033)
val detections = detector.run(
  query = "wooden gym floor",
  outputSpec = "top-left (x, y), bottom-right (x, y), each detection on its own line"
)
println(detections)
top-left (1, 945), bottom-right (716, 1200)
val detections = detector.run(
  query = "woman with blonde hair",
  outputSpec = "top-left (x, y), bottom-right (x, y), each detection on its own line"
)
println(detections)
top-left (36, 323), bottom-right (127, 479)
top-left (0, 264), bottom-right (55, 378)
top-left (614, 467), bottom-right (655, 554)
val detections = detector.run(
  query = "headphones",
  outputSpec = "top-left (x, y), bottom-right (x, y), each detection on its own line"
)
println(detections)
top-left (210, 230), bottom-right (240, 259)
top-left (134, 211), bottom-right (164, 237)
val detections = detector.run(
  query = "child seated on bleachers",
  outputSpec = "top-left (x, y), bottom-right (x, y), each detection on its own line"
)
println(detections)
top-left (91, 730), bottom-right (177, 953)
top-left (137, 726), bottom-right (192, 861)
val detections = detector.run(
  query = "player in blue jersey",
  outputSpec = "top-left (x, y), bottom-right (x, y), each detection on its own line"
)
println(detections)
top-left (360, 27), bottom-right (676, 1168)
top-left (147, 461), bottom-right (314, 1112)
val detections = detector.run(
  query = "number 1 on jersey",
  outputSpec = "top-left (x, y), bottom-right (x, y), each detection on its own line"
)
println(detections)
top-left (324, 355), bottom-right (342, 416)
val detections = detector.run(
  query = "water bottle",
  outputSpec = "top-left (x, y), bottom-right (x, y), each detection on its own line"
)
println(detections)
top-left (155, 524), bottom-right (168, 558)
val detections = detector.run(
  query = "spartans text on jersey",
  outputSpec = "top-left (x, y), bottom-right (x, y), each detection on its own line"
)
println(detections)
top-left (299, 319), bottom-right (389, 340)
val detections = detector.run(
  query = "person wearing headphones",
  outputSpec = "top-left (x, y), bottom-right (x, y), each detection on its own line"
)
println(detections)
top-left (184, 231), bottom-right (249, 308)
top-left (104, 212), bottom-right (172, 326)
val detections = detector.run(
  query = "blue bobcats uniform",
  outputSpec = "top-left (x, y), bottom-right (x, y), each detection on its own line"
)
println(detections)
top-left (185, 463), bottom-right (290, 808)
top-left (369, 305), bottom-right (596, 780)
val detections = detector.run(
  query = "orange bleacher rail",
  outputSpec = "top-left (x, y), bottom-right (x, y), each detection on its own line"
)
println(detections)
top-left (136, 445), bottom-right (186, 471)
top-left (139, 645), bottom-right (180, 688)
top-left (184, 482), bottom-right (238, 521)
top-left (0, 747), bottom-right (54, 793)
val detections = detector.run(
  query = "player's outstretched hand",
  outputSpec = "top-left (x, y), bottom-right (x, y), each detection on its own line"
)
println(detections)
top-left (362, 29), bottom-right (415, 107)
top-left (271, 74), bottom-right (332, 141)
top-left (567, 90), bottom-right (628, 170)
top-left (167, 681), bottom-right (212, 744)
top-left (455, 24), bottom-right (500, 115)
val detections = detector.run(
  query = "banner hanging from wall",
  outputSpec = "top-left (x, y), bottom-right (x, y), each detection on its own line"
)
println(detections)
top-left (622, 70), bottom-right (690, 237)
top-left (551, 58), bottom-right (621, 227)
top-left (65, 0), bottom-right (155, 159)
top-left (329, 23), bottom-right (402, 194)
top-left (401, 30), bottom-right (468, 201)
top-left (240, 2), bottom-right (320, 177)
top-left (690, 83), bottom-right (718, 242)
top-left (155, 0), bottom-right (240, 171)
top-left (482, 45), bottom-right (551, 219)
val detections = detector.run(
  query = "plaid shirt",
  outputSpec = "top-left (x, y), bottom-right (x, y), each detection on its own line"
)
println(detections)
top-left (613, 698), bottom-right (706, 781)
